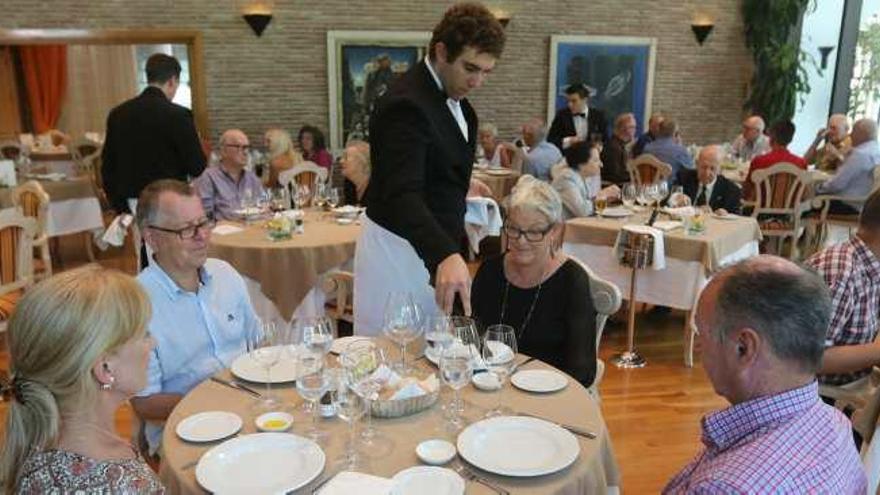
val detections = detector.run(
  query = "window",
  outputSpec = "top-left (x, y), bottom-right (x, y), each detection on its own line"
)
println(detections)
top-left (135, 44), bottom-right (191, 109)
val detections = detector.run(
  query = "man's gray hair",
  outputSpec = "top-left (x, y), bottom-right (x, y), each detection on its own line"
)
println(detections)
top-left (509, 175), bottom-right (563, 225)
top-left (711, 257), bottom-right (830, 374)
top-left (524, 118), bottom-right (547, 142)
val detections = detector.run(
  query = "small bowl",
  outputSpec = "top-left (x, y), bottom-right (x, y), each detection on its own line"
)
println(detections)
top-left (255, 412), bottom-right (293, 432)
top-left (472, 372), bottom-right (501, 391)
top-left (416, 439), bottom-right (457, 465)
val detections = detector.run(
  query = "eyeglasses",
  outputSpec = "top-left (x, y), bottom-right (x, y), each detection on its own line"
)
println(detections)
top-left (503, 223), bottom-right (554, 242)
top-left (224, 144), bottom-right (251, 152)
top-left (148, 218), bottom-right (215, 240)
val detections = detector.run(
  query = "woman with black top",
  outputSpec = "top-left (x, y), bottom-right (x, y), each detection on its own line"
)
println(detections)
top-left (471, 177), bottom-right (598, 386)
top-left (340, 140), bottom-right (370, 207)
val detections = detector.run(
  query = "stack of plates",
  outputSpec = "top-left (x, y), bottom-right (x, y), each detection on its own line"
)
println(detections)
top-left (457, 416), bottom-right (580, 477)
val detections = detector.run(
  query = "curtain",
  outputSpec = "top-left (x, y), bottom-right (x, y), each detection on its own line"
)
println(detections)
top-left (57, 45), bottom-right (138, 138)
top-left (19, 45), bottom-right (67, 134)
top-left (0, 47), bottom-right (22, 139)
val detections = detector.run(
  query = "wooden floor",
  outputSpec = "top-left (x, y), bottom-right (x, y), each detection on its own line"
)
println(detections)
top-left (0, 233), bottom-right (725, 493)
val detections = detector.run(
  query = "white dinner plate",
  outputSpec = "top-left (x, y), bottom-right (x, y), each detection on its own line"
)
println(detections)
top-left (390, 466), bottom-right (465, 495)
top-left (712, 213), bottom-right (739, 221)
top-left (196, 432), bottom-right (325, 494)
top-left (484, 168), bottom-right (513, 176)
top-left (511, 369), bottom-right (568, 393)
top-left (176, 411), bottom-right (242, 443)
top-left (230, 346), bottom-right (301, 383)
top-left (599, 207), bottom-right (632, 218)
top-left (457, 416), bottom-right (580, 477)
top-left (330, 336), bottom-right (371, 355)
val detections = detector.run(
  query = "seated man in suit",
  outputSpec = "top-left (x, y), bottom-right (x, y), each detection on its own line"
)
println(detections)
top-left (676, 144), bottom-right (742, 214)
top-left (547, 83), bottom-right (608, 162)
top-left (601, 112), bottom-right (637, 186)
top-left (643, 118), bottom-right (693, 185)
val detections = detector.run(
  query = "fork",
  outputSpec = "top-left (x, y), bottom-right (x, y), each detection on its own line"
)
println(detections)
top-left (453, 462), bottom-right (510, 495)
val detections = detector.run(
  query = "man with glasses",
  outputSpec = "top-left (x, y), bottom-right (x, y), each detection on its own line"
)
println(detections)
top-left (731, 115), bottom-right (770, 161)
top-left (193, 129), bottom-right (264, 221)
top-left (131, 179), bottom-right (260, 457)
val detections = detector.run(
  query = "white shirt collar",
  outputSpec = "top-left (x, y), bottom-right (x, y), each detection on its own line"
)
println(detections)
top-left (424, 57), bottom-right (445, 95)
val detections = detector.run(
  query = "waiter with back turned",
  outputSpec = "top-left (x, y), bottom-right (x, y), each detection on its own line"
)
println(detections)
top-left (354, 2), bottom-right (507, 334)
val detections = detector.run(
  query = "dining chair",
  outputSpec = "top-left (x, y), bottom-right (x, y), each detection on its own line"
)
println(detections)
top-left (820, 367), bottom-right (880, 458)
top-left (0, 209), bottom-right (37, 333)
top-left (750, 162), bottom-right (812, 260)
top-left (568, 256), bottom-right (623, 401)
top-left (626, 153), bottom-right (673, 186)
top-left (322, 270), bottom-right (355, 337)
top-left (71, 136), bottom-right (101, 169)
top-left (805, 164), bottom-right (880, 255)
top-left (278, 160), bottom-right (329, 190)
top-left (0, 140), bottom-right (21, 160)
top-left (10, 180), bottom-right (52, 281)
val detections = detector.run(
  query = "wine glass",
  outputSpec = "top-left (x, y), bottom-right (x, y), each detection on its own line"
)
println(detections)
top-left (299, 316), bottom-right (334, 360)
top-left (240, 188), bottom-right (256, 222)
top-left (341, 340), bottom-right (384, 443)
top-left (247, 321), bottom-right (281, 411)
top-left (293, 184), bottom-right (310, 209)
top-left (327, 187), bottom-right (341, 209)
top-left (270, 186), bottom-right (289, 213)
top-left (440, 343), bottom-right (474, 430)
top-left (332, 380), bottom-right (367, 469)
top-left (482, 324), bottom-right (517, 417)
top-left (313, 182), bottom-right (328, 210)
top-left (425, 315), bottom-right (455, 362)
top-left (296, 354), bottom-right (330, 441)
top-left (449, 316), bottom-right (480, 415)
top-left (622, 184), bottom-right (637, 209)
top-left (382, 292), bottom-right (424, 374)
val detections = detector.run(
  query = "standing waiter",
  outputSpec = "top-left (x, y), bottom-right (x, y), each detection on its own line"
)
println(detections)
top-left (355, 3), bottom-right (506, 334)
top-left (102, 53), bottom-right (206, 268)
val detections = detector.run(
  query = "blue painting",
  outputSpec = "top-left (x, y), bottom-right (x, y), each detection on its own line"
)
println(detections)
top-left (549, 36), bottom-right (656, 134)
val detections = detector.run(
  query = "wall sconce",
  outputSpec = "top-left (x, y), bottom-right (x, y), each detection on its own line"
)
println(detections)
top-left (242, 1), bottom-right (273, 37)
top-left (818, 46), bottom-right (835, 70)
top-left (491, 8), bottom-right (511, 28)
top-left (691, 13), bottom-right (714, 46)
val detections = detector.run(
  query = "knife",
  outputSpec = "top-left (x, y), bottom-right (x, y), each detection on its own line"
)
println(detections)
top-left (210, 377), bottom-right (262, 398)
top-left (516, 412), bottom-right (597, 439)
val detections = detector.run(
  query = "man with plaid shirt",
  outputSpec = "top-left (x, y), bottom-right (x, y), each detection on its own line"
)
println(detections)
top-left (664, 256), bottom-right (865, 494)
top-left (807, 189), bottom-right (880, 386)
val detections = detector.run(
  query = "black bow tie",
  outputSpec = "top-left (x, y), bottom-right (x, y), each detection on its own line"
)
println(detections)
top-left (573, 112), bottom-right (586, 118)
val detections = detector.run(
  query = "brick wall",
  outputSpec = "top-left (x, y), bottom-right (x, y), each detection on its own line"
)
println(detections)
top-left (3, 0), bottom-right (751, 148)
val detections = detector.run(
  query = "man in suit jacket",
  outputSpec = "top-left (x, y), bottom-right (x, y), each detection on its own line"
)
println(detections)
top-left (102, 53), bottom-right (206, 215)
top-left (677, 144), bottom-right (742, 214)
top-left (547, 83), bottom-right (608, 163)
top-left (355, 3), bottom-right (506, 334)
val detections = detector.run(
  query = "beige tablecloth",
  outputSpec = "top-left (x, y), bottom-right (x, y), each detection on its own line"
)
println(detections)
top-left (208, 212), bottom-right (359, 319)
top-left (159, 350), bottom-right (619, 494)
top-left (565, 211), bottom-right (762, 273)
top-left (472, 169), bottom-right (521, 202)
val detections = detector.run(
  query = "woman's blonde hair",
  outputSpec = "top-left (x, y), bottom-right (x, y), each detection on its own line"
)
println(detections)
top-left (344, 140), bottom-right (371, 176)
top-left (0, 265), bottom-right (151, 492)
top-left (265, 128), bottom-right (303, 164)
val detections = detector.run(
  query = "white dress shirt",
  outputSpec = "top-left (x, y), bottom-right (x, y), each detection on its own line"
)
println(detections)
top-left (563, 107), bottom-right (589, 149)
top-left (424, 58), bottom-right (468, 141)
top-left (695, 177), bottom-right (717, 206)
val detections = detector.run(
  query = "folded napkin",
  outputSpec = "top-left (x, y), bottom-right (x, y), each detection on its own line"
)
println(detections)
top-left (212, 224), bottom-right (244, 236)
top-left (613, 224), bottom-right (666, 270)
top-left (663, 206), bottom-right (695, 218)
top-left (652, 220), bottom-right (683, 232)
top-left (464, 197), bottom-right (502, 254)
top-left (97, 214), bottom-right (133, 250)
top-left (318, 471), bottom-right (392, 495)
top-left (367, 365), bottom-right (439, 400)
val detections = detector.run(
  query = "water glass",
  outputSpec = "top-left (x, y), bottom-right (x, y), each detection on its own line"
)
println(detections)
top-left (440, 344), bottom-right (474, 430)
top-left (333, 380), bottom-right (367, 469)
top-left (425, 315), bottom-right (455, 361)
top-left (299, 316), bottom-right (334, 359)
top-left (622, 184), bottom-right (637, 209)
top-left (327, 187), bottom-right (341, 209)
top-left (382, 292), bottom-right (424, 373)
top-left (340, 340), bottom-right (384, 442)
top-left (482, 324), bottom-right (517, 417)
top-left (247, 321), bottom-right (281, 411)
top-left (270, 186), bottom-right (289, 212)
top-left (296, 355), bottom-right (330, 440)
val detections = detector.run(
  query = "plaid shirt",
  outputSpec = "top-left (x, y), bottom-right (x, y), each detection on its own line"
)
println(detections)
top-left (663, 381), bottom-right (866, 494)
top-left (807, 235), bottom-right (880, 385)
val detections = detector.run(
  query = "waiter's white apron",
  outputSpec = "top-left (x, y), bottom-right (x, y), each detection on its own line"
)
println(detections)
top-left (354, 215), bottom-right (441, 336)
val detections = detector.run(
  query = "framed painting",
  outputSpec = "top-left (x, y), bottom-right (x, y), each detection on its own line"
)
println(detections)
top-left (326, 30), bottom-right (430, 150)
top-left (548, 35), bottom-right (657, 133)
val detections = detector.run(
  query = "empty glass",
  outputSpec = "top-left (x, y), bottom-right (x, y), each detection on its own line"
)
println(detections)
top-left (382, 292), bottom-right (424, 373)
top-left (269, 186), bottom-right (289, 212)
top-left (299, 317), bottom-right (334, 360)
top-left (482, 324), bottom-right (517, 417)
top-left (327, 187), bottom-right (341, 209)
top-left (448, 316), bottom-right (480, 415)
top-left (425, 315), bottom-right (455, 362)
top-left (333, 380), bottom-right (367, 469)
top-left (440, 344), bottom-right (475, 430)
top-left (622, 184), bottom-right (637, 209)
top-left (293, 184), bottom-right (310, 209)
top-left (247, 321), bottom-right (281, 411)
top-left (340, 340), bottom-right (384, 442)
top-left (296, 354), bottom-right (330, 440)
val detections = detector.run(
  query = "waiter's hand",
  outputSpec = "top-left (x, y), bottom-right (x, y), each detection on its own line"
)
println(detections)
top-left (436, 253), bottom-right (472, 316)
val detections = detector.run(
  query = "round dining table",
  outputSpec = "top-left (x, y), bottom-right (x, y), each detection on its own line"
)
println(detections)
top-left (159, 347), bottom-right (619, 494)
top-left (208, 210), bottom-right (360, 319)
top-left (472, 168), bottom-right (521, 202)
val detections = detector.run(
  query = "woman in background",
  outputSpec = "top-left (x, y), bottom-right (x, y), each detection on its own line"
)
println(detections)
top-left (0, 266), bottom-right (162, 493)
top-left (298, 125), bottom-right (333, 170)
top-left (264, 128), bottom-right (303, 187)
top-left (340, 140), bottom-right (371, 207)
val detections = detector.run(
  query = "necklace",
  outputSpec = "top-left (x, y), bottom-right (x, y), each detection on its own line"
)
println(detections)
top-left (500, 277), bottom-right (544, 340)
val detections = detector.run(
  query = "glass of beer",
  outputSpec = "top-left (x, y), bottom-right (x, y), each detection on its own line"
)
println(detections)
top-left (595, 196), bottom-right (607, 217)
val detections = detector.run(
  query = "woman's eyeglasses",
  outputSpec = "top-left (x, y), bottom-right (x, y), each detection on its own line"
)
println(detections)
top-left (503, 223), bottom-right (553, 242)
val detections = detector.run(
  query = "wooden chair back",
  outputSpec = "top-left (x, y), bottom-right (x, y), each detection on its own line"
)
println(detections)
top-left (627, 154), bottom-right (673, 186)
top-left (0, 209), bottom-right (37, 297)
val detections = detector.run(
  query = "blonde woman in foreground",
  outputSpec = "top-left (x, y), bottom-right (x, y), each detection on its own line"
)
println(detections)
top-left (0, 265), bottom-right (163, 493)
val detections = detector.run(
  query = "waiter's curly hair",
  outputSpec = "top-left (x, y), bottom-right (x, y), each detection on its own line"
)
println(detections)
top-left (430, 2), bottom-right (506, 62)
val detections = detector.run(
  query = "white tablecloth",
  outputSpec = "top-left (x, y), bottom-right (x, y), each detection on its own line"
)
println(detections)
top-left (46, 197), bottom-right (103, 237)
top-left (563, 240), bottom-right (759, 310)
